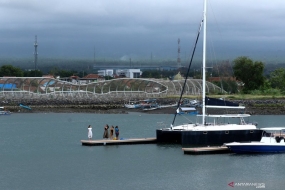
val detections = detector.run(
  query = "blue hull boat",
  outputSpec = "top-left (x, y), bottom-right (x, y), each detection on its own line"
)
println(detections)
top-left (177, 107), bottom-right (198, 115)
top-left (225, 127), bottom-right (285, 154)
top-left (226, 144), bottom-right (285, 153)
top-left (20, 104), bottom-right (32, 110)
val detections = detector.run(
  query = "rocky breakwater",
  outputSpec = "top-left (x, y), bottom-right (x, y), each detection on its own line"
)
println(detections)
top-left (3, 99), bottom-right (127, 114)
top-left (235, 99), bottom-right (285, 115)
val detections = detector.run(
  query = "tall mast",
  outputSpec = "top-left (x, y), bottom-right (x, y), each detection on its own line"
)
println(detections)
top-left (202, 0), bottom-right (207, 125)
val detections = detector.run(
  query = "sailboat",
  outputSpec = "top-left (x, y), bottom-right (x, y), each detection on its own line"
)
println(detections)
top-left (156, 0), bottom-right (263, 146)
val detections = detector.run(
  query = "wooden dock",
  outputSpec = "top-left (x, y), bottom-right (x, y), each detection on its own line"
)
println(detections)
top-left (182, 146), bottom-right (230, 154)
top-left (81, 138), bottom-right (157, 146)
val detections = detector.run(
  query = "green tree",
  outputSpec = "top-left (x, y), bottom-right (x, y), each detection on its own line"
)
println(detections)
top-left (141, 70), bottom-right (179, 79)
top-left (49, 68), bottom-right (75, 78)
top-left (104, 76), bottom-right (114, 80)
top-left (233, 56), bottom-right (265, 93)
top-left (213, 79), bottom-right (238, 94)
top-left (0, 65), bottom-right (24, 77)
top-left (269, 68), bottom-right (285, 91)
top-left (58, 70), bottom-right (75, 78)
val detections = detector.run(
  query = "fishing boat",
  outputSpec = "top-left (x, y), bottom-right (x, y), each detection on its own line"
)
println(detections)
top-left (124, 100), bottom-right (141, 109)
top-left (156, 0), bottom-right (263, 146)
top-left (159, 103), bottom-right (178, 108)
top-left (180, 98), bottom-right (200, 108)
top-left (0, 107), bottom-right (11, 115)
top-left (140, 99), bottom-right (160, 111)
top-left (225, 128), bottom-right (285, 153)
top-left (19, 104), bottom-right (32, 110)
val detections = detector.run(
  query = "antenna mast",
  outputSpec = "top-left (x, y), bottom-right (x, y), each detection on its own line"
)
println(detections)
top-left (34, 35), bottom-right (38, 73)
top-left (93, 47), bottom-right (95, 65)
top-left (177, 38), bottom-right (181, 68)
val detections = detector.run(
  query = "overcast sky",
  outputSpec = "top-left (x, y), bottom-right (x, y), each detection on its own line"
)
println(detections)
top-left (0, 0), bottom-right (285, 63)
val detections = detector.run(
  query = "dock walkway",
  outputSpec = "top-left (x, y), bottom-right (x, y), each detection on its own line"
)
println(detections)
top-left (81, 138), bottom-right (157, 146)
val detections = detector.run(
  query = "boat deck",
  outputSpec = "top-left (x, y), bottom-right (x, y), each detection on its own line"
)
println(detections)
top-left (182, 146), bottom-right (230, 154)
top-left (81, 138), bottom-right (157, 146)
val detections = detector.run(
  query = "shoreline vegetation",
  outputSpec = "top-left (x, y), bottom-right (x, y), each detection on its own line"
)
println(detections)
top-left (3, 96), bottom-right (285, 115)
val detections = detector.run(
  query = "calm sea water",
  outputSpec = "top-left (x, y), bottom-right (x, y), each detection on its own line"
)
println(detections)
top-left (1, 113), bottom-right (285, 190)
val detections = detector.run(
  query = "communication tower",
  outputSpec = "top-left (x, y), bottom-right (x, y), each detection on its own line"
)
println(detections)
top-left (92, 47), bottom-right (95, 70)
top-left (177, 38), bottom-right (181, 68)
top-left (34, 35), bottom-right (38, 72)
top-left (94, 47), bottom-right (96, 65)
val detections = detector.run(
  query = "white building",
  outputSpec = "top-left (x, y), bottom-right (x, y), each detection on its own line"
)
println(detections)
top-left (98, 69), bottom-right (114, 77)
top-left (115, 69), bottom-right (142, 78)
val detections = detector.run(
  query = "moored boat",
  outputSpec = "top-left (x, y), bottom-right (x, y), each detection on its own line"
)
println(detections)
top-left (180, 98), bottom-right (200, 107)
top-left (156, 0), bottom-right (263, 146)
top-left (0, 107), bottom-right (11, 115)
top-left (225, 128), bottom-right (285, 153)
top-left (159, 103), bottom-right (177, 108)
top-left (124, 100), bottom-right (141, 109)
top-left (156, 112), bottom-right (263, 146)
top-left (140, 99), bottom-right (160, 111)
top-left (177, 107), bottom-right (198, 115)
top-left (19, 104), bottom-right (32, 110)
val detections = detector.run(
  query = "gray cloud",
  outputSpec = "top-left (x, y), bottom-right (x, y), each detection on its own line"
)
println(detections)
top-left (0, 0), bottom-right (285, 62)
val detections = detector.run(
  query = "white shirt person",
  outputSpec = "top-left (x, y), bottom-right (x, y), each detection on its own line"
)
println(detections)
top-left (88, 125), bottom-right (92, 140)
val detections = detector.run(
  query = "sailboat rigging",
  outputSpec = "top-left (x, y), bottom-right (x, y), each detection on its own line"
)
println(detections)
top-left (156, 0), bottom-right (263, 146)
top-left (172, 17), bottom-right (203, 126)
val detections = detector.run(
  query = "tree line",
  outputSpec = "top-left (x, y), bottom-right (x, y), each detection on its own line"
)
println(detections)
top-left (0, 65), bottom-right (82, 78)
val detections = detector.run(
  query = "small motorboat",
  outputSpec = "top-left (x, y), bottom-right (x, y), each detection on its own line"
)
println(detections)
top-left (225, 127), bottom-right (285, 153)
top-left (0, 106), bottom-right (11, 115)
top-left (124, 100), bottom-right (141, 109)
top-left (19, 104), bottom-right (32, 110)
top-left (176, 107), bottom-right (198, 115)
top-left (140, 99), bottom-right (160, 111)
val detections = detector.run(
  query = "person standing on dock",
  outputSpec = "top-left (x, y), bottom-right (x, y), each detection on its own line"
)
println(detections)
top-left (110, 126), bottom-right (114, 140)
top-left (115, 126), bottom-right (119, 140)
top-left (103, 124), bottom-right (109, 139)
top-left (87, 125), bottom-right (92, 140)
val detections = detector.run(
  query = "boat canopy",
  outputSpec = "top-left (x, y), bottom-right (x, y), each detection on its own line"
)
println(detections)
top-left (206, 105), bottom-right (245, 109)
top-left (197, 114), bottom-right (251, 118)
top-left (260, 127), bottom-right (285, 131)
top-left (205, 97), bottom-right (239, 107)
top-left (180, 107), bottom-right (196, 111)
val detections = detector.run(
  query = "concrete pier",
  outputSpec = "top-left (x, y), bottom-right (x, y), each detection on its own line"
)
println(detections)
top-left (81, 138), bottom-right (157, 146)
